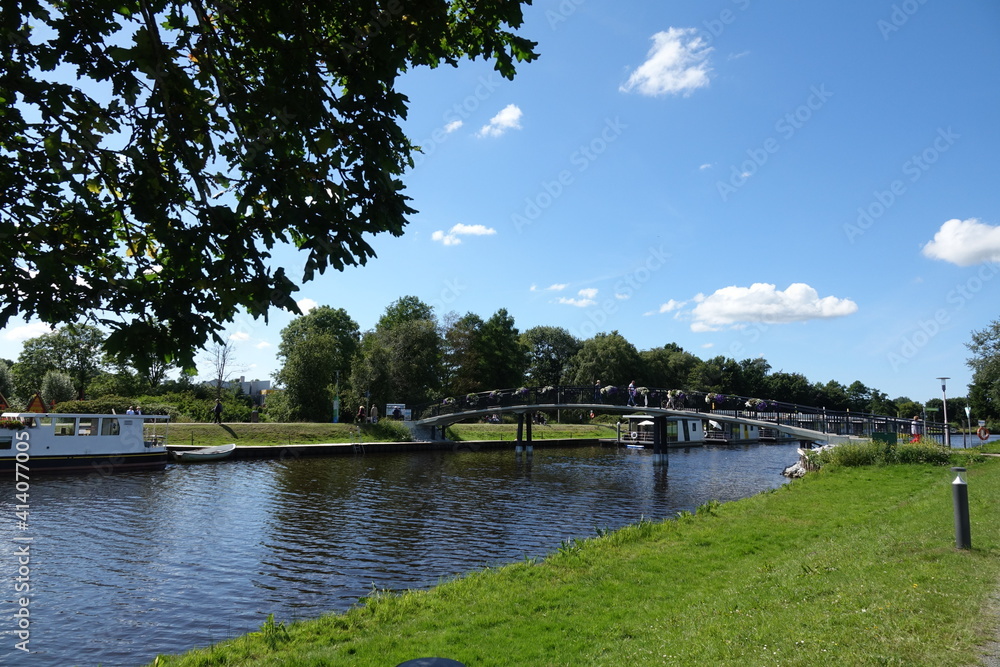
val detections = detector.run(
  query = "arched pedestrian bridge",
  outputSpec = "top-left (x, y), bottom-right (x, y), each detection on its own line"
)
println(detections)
top-left (411, 386), bottom-right (946, 449)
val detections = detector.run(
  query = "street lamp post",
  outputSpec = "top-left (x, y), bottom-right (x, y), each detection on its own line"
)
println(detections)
top-left (965, 404), bottom-right (972, 449)
top-left (937, 377), bottom-right (951, 448)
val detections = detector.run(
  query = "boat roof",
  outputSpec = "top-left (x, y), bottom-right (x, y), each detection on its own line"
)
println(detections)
top-left (2, 412), bottom-right (168, 421)
top-left (622, 413), bottom-right (701, 421)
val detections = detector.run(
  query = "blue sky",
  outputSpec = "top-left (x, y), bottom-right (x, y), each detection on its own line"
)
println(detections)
top-left (3, 0), bottom-right (999, 405)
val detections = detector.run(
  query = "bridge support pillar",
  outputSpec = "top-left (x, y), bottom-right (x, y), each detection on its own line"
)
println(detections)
top-left (653, 416), bottom-right (668, 466)
top-left (526, 412), bottom-right (533, 454)
top-left (515, 413), bottom-right (524, 454)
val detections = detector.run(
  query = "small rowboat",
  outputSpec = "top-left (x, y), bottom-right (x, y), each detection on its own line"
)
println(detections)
top-left (172, 443), bottom-right (236, 462)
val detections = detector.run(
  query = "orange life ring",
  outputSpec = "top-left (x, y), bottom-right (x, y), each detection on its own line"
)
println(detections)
top-left (978, 426), bottom-right (991, 441)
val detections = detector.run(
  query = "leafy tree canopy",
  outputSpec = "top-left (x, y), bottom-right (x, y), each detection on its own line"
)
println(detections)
top-left (967, 318), bottom-right (1000, 420)
top-left (1, 1), bottom-right (537, 370)
top-left (564, 331), bottom-right (641, 389)
top-left (521, 325), bottom-right (580, 388)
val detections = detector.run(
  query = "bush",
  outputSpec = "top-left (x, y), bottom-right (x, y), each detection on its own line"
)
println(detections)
top-left (365, 419), bottom-right (412, 442)
top-left (806, 437), bottom-right (952, 468)
top-left (52, 397), bottom-right (177, 418)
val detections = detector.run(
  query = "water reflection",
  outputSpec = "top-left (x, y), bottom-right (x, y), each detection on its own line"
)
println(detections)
top-left (0, 443), bottom-right (798, 666)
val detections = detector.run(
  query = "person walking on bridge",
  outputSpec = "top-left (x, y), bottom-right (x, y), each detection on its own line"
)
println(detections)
top-left (627, 380), bottom-right (637, 407)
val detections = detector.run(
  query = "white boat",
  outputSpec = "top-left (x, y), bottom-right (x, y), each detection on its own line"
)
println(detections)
top-left (0, 412), bottom-right (169, 475)
top-left (619, 414), bottom-right (706, 447)
top-left (171, 443), bottom-right (236, 462)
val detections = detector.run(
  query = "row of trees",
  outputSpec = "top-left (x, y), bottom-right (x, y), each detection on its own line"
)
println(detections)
top-left (267, 296), bottom-right (995, 426)
top-left (0, 323), bottom-right (239, 410)
top-left (2, 300), bottom-right (997, 427)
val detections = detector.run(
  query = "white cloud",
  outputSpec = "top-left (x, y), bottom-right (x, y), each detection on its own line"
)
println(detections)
top-left (659, 299), bottom-right (684, 313)
top-left (690, 282), bottom-right (858, 332)
top-left (255, 341), bottom-right (272, 349)
top-left (432, 223), bottom-right (498, 246)
top-left (297, 298), bottom-right (318, 314)
top-left (229, 332), bottom-right (250, 341)
top-left (477, 104), bottom-right (523, 138)
top-left (558, 297), bottom-right (597, 308)
top-left (620, 28), bottom-right (713, 97)
top-left (546, 283), bottom-right (569, 291)
top-left (3, 321), bottom-right (53, 341)
top-left (921, 218), bottom-right (1000, 266)
top-left (451, 223), bottom-right (496, 236)
top-left (558, 287), bottom-right (598, 308)
top-left (444, 119), bottom-right (463, 133)
top-left (615, 293), bottom-right (630, 300)
top-left (699, 163), bottom-right (713, 170)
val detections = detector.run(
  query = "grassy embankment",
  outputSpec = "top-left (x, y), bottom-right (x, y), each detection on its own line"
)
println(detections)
top-left (166, 421), bottom-right (615, 448)
top-left (153, 447), bottom-right (999, 666)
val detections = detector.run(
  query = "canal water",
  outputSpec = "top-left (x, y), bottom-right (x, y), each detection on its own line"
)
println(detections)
top-left (0, 443), bottom-right (801, 665)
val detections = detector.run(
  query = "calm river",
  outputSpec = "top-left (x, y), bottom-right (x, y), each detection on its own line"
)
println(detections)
top-left (0, 442), bottom-right (800, 666)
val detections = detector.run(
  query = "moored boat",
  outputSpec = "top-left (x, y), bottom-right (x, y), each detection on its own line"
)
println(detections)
top-left (0, 412), bottom-right (169, 475)
top-left (171, 443), bottom-right (236, 462)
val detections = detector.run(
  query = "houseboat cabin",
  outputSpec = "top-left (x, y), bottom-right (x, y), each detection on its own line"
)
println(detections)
top-left (0, 412), bottom-right (169, 475)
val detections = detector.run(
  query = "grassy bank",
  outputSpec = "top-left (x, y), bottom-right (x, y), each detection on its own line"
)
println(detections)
top-left (446, 422), bottom-right (617, 441)
top-left (165, 421), bottom-right (615, 448)
top-left (153, 454), bottom-right (1000, 666)
top-left (164, 421), bottom-right (411, 448)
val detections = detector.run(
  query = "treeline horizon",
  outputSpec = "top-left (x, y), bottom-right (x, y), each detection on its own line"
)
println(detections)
top-left (4, 296), bottom-right (992, 428)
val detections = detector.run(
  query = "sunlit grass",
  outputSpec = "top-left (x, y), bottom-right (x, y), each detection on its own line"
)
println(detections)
top-left (152, 459), bottom-right (1000, 666)
top-left (446, 422), bottom-right (616, 441)
top-left (166, 420), bottom-right (413, 447)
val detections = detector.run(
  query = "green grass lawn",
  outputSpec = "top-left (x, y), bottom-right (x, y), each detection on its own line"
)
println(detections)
top-left (152, 455), bottom-right (1000, 666)
top-left (165, 421), bottom-right (615, 448)
top-left (445, 422), bottom-right (617, 441)
top-left (165, 422), bottom-right (367, 448)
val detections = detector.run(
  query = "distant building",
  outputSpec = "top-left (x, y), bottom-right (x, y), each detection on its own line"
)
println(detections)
top-left (207, 376), bottom-right (271, 405)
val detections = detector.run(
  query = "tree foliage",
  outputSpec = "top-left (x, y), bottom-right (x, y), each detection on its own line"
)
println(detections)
top-left (275, 306), bottom-right (360, 421)
top-left (564, 331), bottom-right (641, 389)
top-left (351, 297), bottom-right (441, 409)
top-left (11, 323), bottom-right (106, 398)
top-left (40, 370), bottom-right (76, 405)
top-left (477, 308), bottom-right (528, 390)
top-left (442, 312), bottom-right (485, 395)
top-left (0, 360), bottom-right (12, 400)
top-left (967, 318), bottom-right (1000, 421)
top-left (521, 325), bottom-right (580, 387)
top-left (1, 1), bottom-right (537, 369)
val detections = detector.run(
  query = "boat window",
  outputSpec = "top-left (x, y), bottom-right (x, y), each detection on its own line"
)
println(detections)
top-left (101, 418), bottom-right (120, 436)
top-left (54, 417), bottom-right (76, 436)
top-left (0, 436), bottom-right (11, 450)
top-left (78, 417), bottom-right (98, 436)
top-left (37, 416), bottom-right (52, 426)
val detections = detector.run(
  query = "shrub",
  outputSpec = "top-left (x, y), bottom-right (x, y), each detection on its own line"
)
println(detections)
top-left (807, 437), bottom-right (952, 469)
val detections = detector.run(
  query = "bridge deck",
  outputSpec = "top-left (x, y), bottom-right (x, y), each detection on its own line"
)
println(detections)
top-left (414, 403), bottom-right (857, 445)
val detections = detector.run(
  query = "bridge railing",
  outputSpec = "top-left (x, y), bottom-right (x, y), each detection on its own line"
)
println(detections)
top-left (410, 386), bottom-right (946, 442)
